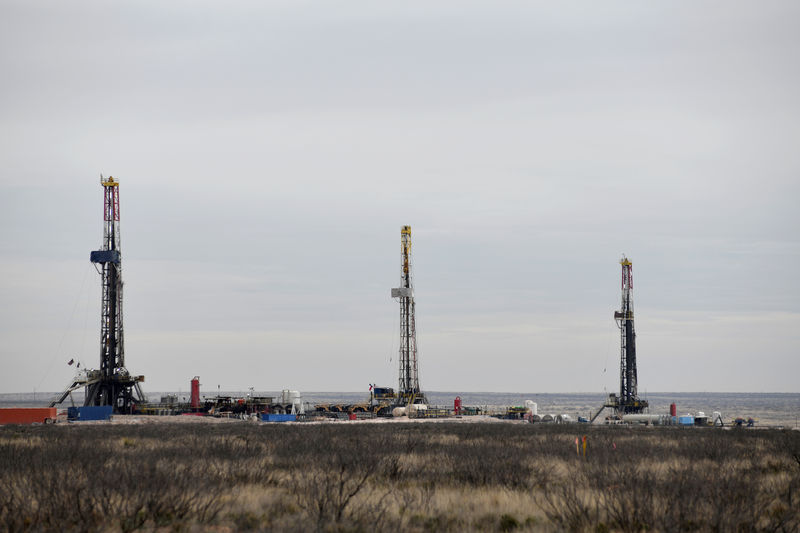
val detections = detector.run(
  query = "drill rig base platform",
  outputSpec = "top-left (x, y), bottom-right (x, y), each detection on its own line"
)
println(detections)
top-left (50, 370), bottom-right (145, 410)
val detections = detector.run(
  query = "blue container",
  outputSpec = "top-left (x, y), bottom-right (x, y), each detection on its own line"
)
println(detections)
top-left (67, 407), bottom-right (80, 420)
top-left (76, 405), bottom-right (113, 421)
top-left (678, 416), bottom-right (694, 426)
top-left (262, 414), bottom-right (296, 422)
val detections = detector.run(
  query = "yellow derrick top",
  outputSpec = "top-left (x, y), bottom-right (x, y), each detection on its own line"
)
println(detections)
top-left (620, 256), bottom-right (632, 266)
top-left (401, 226), bottom-right (411, 274)
top-left (101, 176), bottom-right (119, 187)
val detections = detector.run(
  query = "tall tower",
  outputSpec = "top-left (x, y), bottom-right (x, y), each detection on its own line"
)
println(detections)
top-left (612, 256), bottom-right (647, 414)
top-left (391, 226), bottom-right (425, 405)
top-left (84, 176), bottom-right (145, 412)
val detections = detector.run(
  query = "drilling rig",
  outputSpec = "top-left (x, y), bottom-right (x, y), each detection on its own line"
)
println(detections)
top-left (390, 226), bottom-right (427, 406)
top-left (608, 255), bottom-right (648, 415)
top-left (51, 176), bottom-right (145, 413)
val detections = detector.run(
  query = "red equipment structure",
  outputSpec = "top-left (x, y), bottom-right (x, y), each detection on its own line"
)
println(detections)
top-left (0, 408), bottom-right (57, 425)
top-left (190, 377), bottom-right (201, 409)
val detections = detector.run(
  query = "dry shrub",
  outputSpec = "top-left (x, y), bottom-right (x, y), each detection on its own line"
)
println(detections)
top-left (279, 427), bottom-right (395, 531)
top-left (0, 421), bottom-right (798, 532)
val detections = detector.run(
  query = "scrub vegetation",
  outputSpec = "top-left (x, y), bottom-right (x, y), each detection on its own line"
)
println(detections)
top-left (0, 421), bottom-right (798, 532)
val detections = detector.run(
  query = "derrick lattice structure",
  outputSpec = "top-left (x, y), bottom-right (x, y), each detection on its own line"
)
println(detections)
top-left (612, 256), bottom-right (647, 414)
top-left (51, 176), bottom-right (145, 412)
top-left (391, 226), bottom-right (425, 406)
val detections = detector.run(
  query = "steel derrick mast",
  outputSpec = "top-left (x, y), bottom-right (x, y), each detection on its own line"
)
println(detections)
top-left (613, 256), bottom-right (647, 414)
top-left (80, 177), bottom-right (145, 412)
top-left (98, 178), bottom-right (123, 380)
top-left (391, 226), bottom-right (425, 406)
top-left (51, 176), bottom-right (145, 411)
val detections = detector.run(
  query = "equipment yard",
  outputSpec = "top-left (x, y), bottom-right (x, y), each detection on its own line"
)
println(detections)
top-left (0, 177), bottom-right (778, 435)
top-left (8, 180), bottom-right (780, 429)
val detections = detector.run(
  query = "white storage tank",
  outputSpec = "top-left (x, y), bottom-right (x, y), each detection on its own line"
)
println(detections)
top-left (622, 414), bottom-right (664, 425)
top-left (525, 400), bottom-right (538, 416)
top-left (407, 404), bottom-right (428, 417)
top-left (281, 390), bottom-right (301, 404)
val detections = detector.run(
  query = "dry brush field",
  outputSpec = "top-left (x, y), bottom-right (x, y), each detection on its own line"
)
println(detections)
top-left (0, 421), bottom-right (798, 532)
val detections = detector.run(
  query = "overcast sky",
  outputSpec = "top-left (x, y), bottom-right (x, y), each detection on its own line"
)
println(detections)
top-left (1, 1), bottom-right (798, 395)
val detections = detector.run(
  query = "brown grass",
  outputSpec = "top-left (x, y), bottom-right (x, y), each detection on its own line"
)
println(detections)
top-left (0, 421), bottom-right (797, 531)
